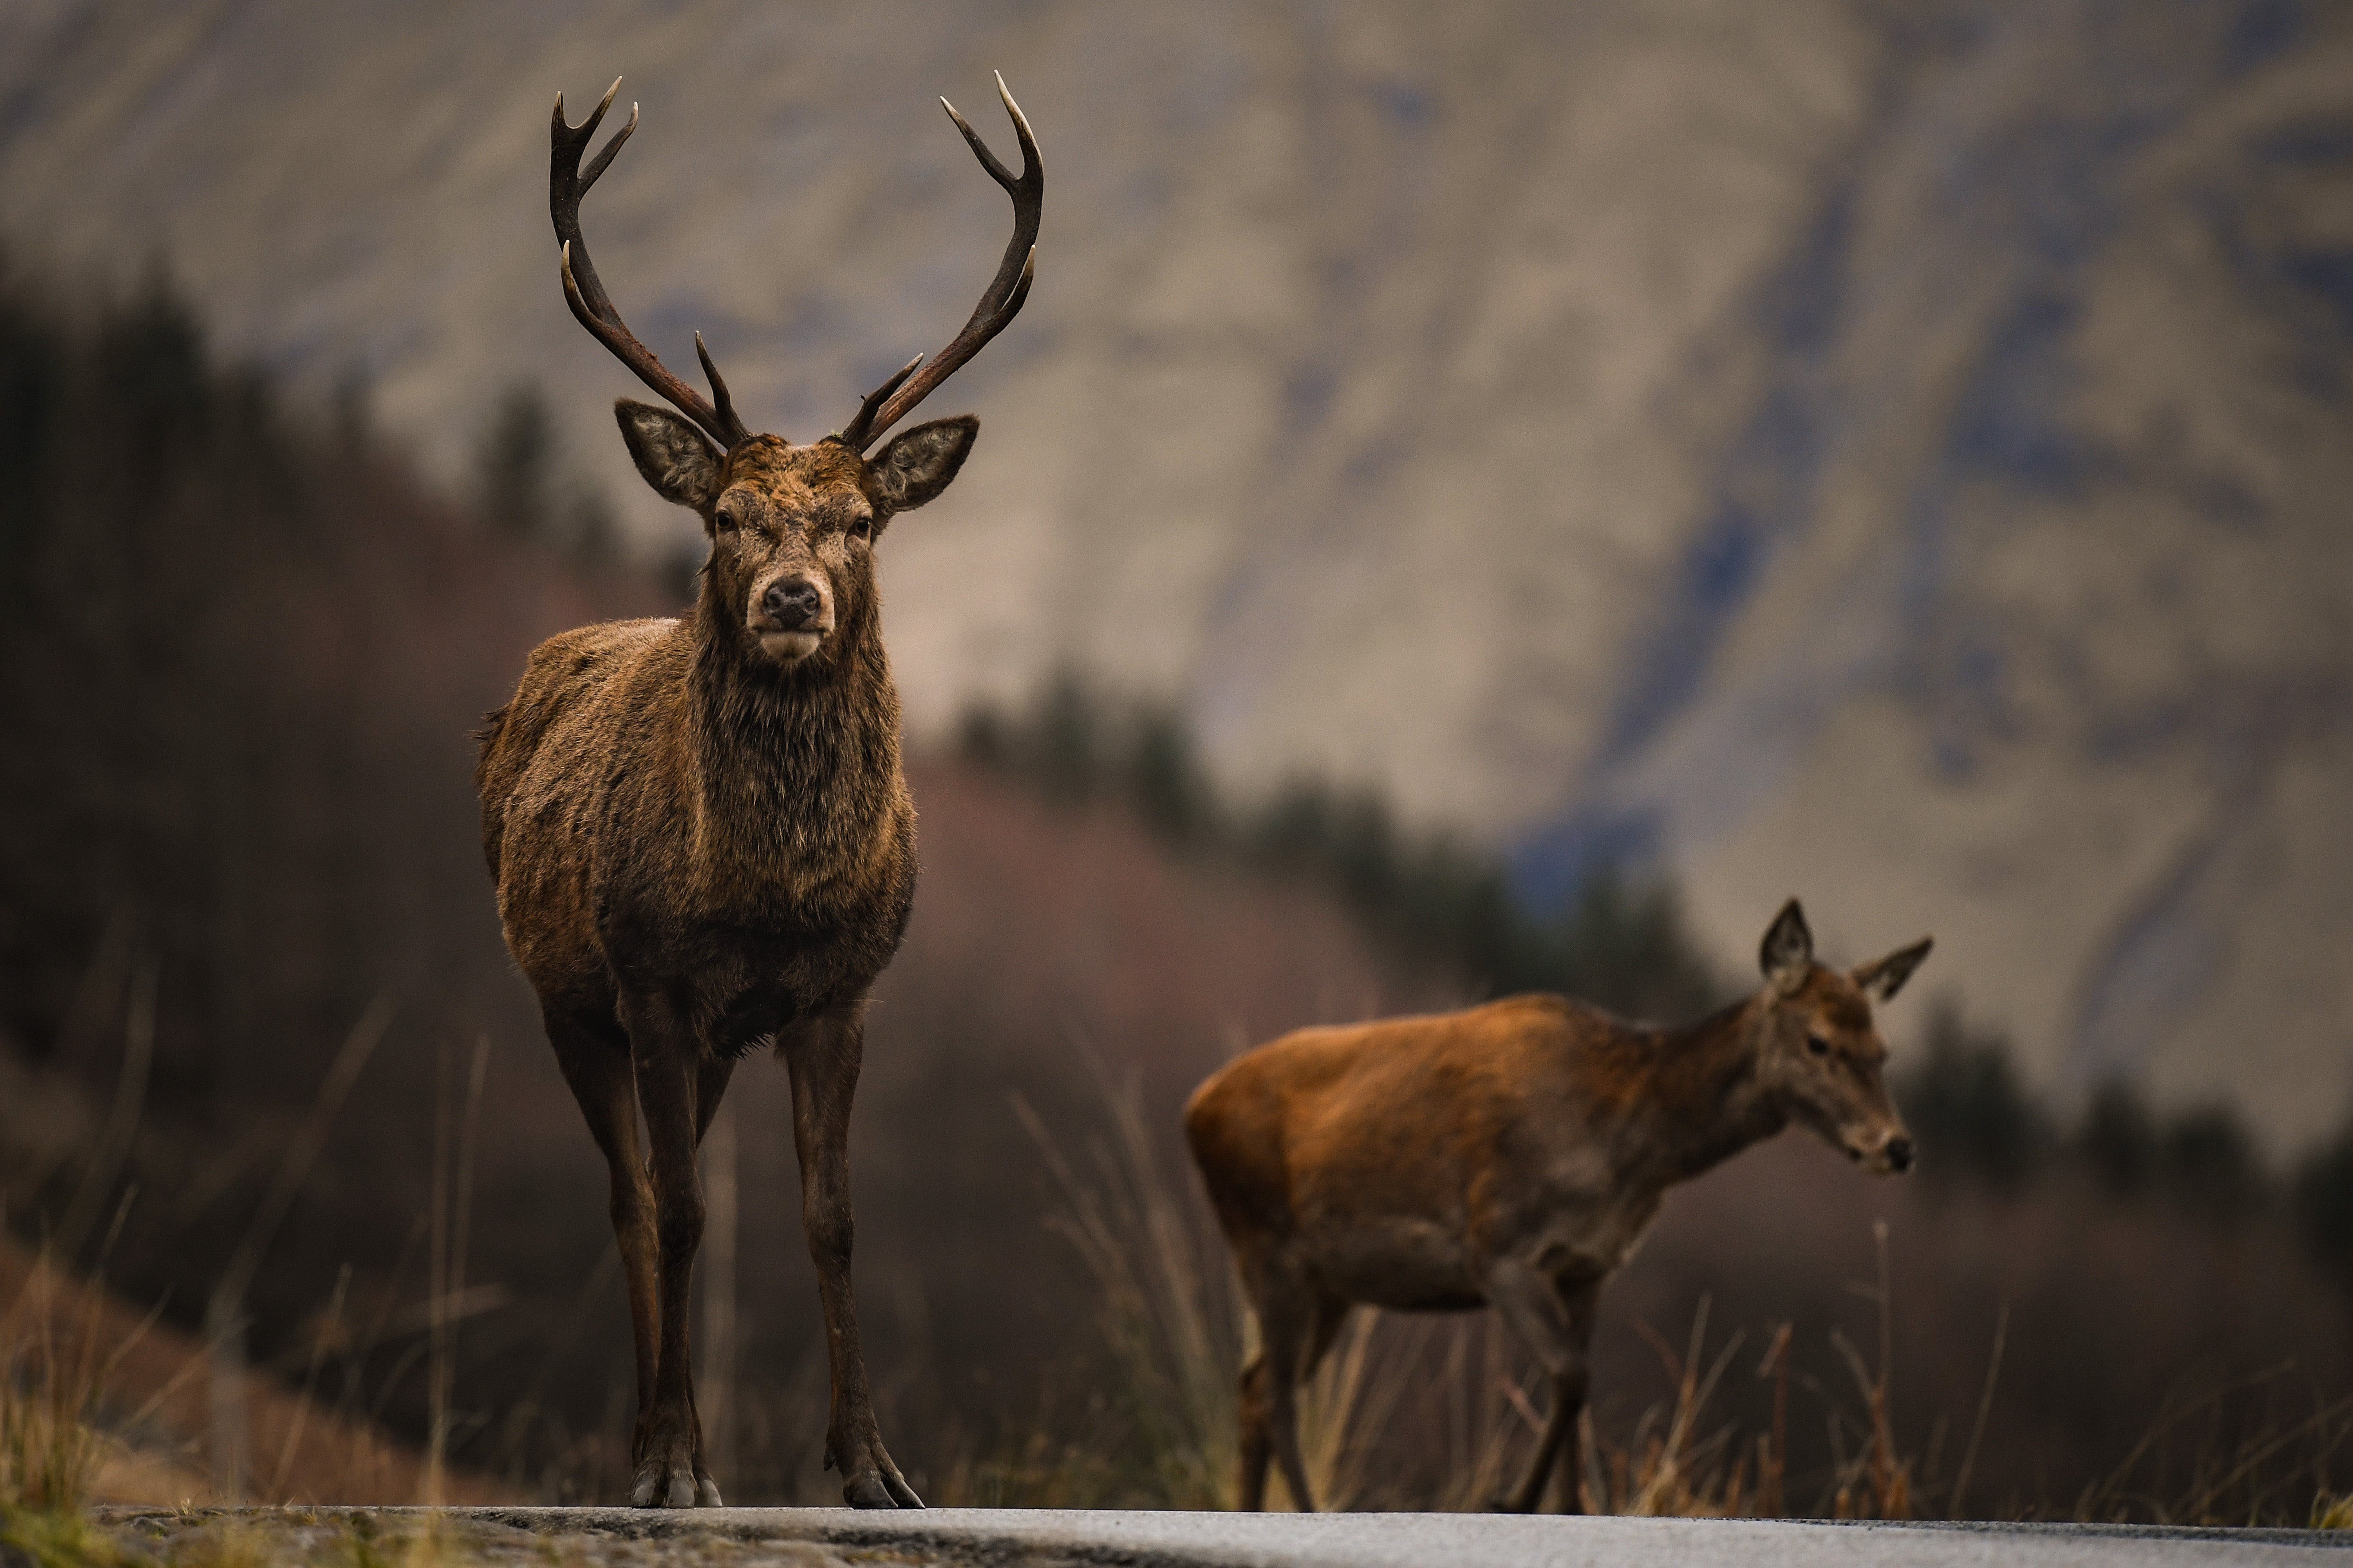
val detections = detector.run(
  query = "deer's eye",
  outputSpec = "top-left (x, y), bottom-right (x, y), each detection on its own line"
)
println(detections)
top-left (1806, 1033), bottom-right (1831, 1057)
top-left (712, 505), bottom-right (740, 534)
top-left (849, 517), bottom-right (872, 543)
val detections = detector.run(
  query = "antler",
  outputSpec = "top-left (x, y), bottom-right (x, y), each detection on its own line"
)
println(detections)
top-left (551, 79), bottom-right (750, 451)
top-left (836, 74), bottom-right (1043, 452)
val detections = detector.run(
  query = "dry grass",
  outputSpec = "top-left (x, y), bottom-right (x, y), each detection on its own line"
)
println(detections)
top-left (995, 1060), bottom-right (1437, 1511)
top-left (1004, 1075), bottom-right (1237, 1508)
top-left (988, 1067), bottom-right (2353, 1525)
top-left (0, 1233), bottom-right (509, 1510)
top-left (15, 1025), bottom-right (2352, 1526)
top-left (3, 1241), bottom-right (157, 1521)
top-left (1, 1247), bottom-right (137, 1568)
top-left (0, 978), bottom-right (512, 1516)
top-left (1, 1202), bottom-right (507, 1517)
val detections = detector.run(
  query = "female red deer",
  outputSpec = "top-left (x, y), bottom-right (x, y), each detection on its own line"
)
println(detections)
top-left (1184, 898), bottom-right (1928, 1513)
top-left (476, 76), bottom-right (1040, 1509)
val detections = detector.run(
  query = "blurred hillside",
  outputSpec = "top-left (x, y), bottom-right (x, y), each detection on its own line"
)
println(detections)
top-left (0, 2), bottom-right (2349, 1140)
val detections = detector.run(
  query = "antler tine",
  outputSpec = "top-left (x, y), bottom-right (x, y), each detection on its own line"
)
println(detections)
top-left (574, 79), bottom-right (638, 192)
top-left (551, 80), bottom-right (750, 450)
top-left (834, 354), bottom-right (924, 446)
top-left (837, 73), bottom-right (1043, 452)
top-left (694, 333), bottom-right (743, 441)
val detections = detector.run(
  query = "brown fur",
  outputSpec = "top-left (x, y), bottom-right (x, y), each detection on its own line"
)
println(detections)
top-left (476, 409), bottom-right (975, 1510)
top-left (502, 74), bottom-right (1037, 1510)
top-left (1183, 899), bottom-right (1930, 1513)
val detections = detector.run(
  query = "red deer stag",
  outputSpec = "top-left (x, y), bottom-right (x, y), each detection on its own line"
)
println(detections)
top-left (475, 75), bottom-right (1042, 1509)
top-left (1184, 898), bottom-right (1928, 1513)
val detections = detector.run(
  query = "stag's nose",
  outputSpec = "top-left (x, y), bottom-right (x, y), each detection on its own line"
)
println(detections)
top-left (762, 577), bottom-right (823, 630)
top-left (1885, 1135), bottom-right (1915, 1174)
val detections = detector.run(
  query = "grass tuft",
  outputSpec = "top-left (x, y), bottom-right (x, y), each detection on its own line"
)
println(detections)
top-left (3, 1256), bottom-right (121, 1518)
top-left (0, 1505), bottom-right (132, 1568)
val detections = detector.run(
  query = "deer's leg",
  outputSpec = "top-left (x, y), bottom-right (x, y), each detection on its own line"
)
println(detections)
top-left (1248, 1262), bottom-right (1320, 1512)
top-left (547, 1009), bottom-right (662, 1468)
top-left (1231, 1246), bottom-right (1306, 1512)
top-left (1549, 1282), bottom-right (1600, 1514)
top-left (783, 1012), bottom-right (921, 1508)
top-left (1278, 1291), bottom-right (1356, 1508)
top-left (681, 1051), bottom-right (736, 1506)
top-left (619, 988), bottom-right (710, 1508)
top-left (1488, 1263), bottom-right (1600, 1514)
top-left (1236, 1346), bottom-right (1274, 1511)
top-left (1232, 1262), bottom-right (1278, 1510)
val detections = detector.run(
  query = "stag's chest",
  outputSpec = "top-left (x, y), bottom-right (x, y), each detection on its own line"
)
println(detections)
top-left (595, 716), bottom-right (913, 953)
top-left (654, 725), bottom-right (911, 939)
top-left (600, 792), bottom-right (915, 1052)
top-left (692, 772), bottom-right (908, 908)
top-left (664, 677), bottom-right (909, 904)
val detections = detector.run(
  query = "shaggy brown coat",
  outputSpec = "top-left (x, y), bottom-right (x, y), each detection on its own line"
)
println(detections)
top-left (477, 410), bottom-right (974, 1511)
top-left (485, 69), bottom-right (1040, 1513)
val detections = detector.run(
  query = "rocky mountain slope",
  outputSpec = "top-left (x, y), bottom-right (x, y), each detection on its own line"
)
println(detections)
top-left (2, 0), bottom-right (2347, 1139)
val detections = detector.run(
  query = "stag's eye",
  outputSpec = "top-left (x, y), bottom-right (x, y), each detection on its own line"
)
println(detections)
top-left (849, 517), bottom-right (872, 543)
top-left (712, 505), bottom-right (740, 534)
top-left (1806, 1033), bottom-right (1831, 1057)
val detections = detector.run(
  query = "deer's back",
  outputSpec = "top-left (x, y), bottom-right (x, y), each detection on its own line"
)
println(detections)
top-left (1186, 995), bottom-right (1651, 1303)
top-left (1186, 997), bottom-right (1594, 1234)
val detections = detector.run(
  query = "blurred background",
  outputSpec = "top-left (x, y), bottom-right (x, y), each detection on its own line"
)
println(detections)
top-left (3, 0), bottom-right (2351, 1524)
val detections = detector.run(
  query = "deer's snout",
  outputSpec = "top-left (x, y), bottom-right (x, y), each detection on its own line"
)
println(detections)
top-left (1852, 1129), bottom-right (1914, 1175)
top-left (750, 572), bottom-right (834, 667)
top-left (761, 577), bottom-right (825, 631)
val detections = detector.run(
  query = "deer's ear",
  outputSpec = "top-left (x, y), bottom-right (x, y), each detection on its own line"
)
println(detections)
top-left (1853, 937), bottom-right (1933, 1003)
top-left (869, 416), bottom-right (977, 514)
top-left (1759, 899), bottom-right (1813, 995)
top-left (616, 400), bottom-right (723, 511)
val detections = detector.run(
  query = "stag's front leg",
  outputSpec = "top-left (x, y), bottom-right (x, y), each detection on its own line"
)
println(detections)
top-left (620, 989), bottom-right (718, 1507)
top-left (784, 1013), bottom-right (922, 1508)
top-left (544, 1013), bottom-right (661, 1467)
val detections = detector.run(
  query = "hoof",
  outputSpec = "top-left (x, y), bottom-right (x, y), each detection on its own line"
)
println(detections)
top-left (833, 1431), bottom-right (923, 1508)
top-left (629, 1468), bottom-right (700, 1508)
top-left (842, 1470), bottom-right (924, 1508)
top-left (630, 1432), bottom-right (714, 1508)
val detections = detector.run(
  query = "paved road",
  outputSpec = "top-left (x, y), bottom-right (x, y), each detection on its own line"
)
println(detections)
top-left (94, 1505), bottom-right (2353, 1567)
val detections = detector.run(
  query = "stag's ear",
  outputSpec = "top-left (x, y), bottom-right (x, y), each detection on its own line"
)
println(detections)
top-left (1759, 898), bottom-right (1814, 995)
top-left (869, 416), bottom-right (977, 514)
top-left (615, 400), bottom-right (723, 511)
top-left (1853, 937), bottom-right (1933, 1003)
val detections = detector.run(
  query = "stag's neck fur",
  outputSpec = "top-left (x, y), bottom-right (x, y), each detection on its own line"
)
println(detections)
top-left (682, 589), bottom-right (903, 916)
top-left (1604, 996), bottom-right (1786, 1192)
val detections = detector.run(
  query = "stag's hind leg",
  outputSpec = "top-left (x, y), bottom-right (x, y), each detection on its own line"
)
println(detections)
top-left (617, 987), bottom-right (719, 1508)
